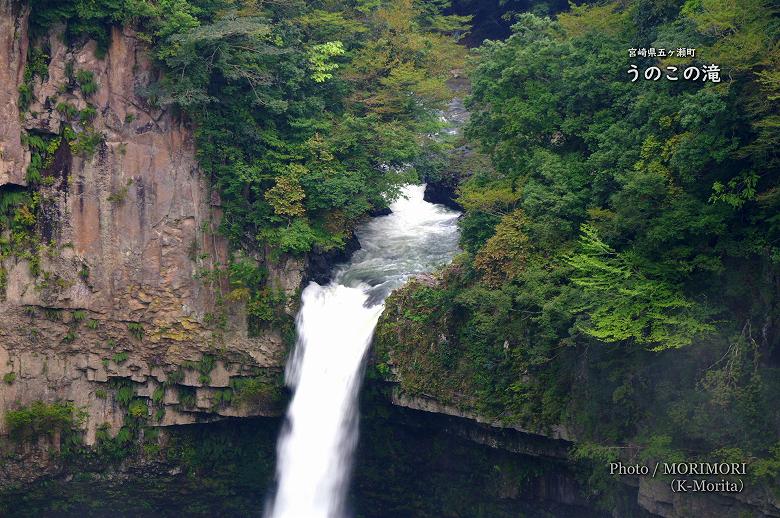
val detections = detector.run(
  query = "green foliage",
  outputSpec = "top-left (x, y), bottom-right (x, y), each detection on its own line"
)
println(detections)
top-left (570, 442), bottom-right (625, 510)
top-left (229, 375), bottom-right (283, 405)
top-left (473, 209), bottom-right (530, 287)
top-left (74, 69), bottom-right (97, 96)
top-left (307, 41), bottom-right (345, 83)
top-left (5, 401), bottom-right (83, 441)
top-left (28, 0), bottom-right (196, 55)
top-left (246, 287), bottom-right (286, 336)
top-left (22, 132), bottom-right (61, 186)
top-left (20, 0), bottom-right (778, 504)
top-left (637, 434), bottom-right (685, 465)
top-left (0, 266), bottom-right (6, 300)
top-left (112, 351), bottom-right (129, 364)
top-left (127, 322), bottom-right (144, 340)
top-left (152, 386), bottom-right (165, 404)
top-left (128, 399), bottom-right (148, 418)
top-left (565, 224), bottom-right (715, 350)
top-left (182, 353), bottom-right (216, 384)
top-left (112, 379), bottom-right (134, 407)
top-left (264, 175), bottom-right (306, 218)
top-left (68, 127), bottom-right (104, 157)
top-left (227, 257), bottom-right (266, 297)
top-left (215, 254), bottom-right (288, 335)
top-left (210, 387), bottom-right (233, 408)
top-left (3, 371), bottom-right (16, 384)
top-left (373, 278), bottom-right (472, 408)
top-left (94, 422), bottom-right (134, 462)
top-left (79, 105), bottom-right (98, 121)
top-left (178, 387), bottom-right (196, 408)
top-left (107, 179), bottom-right (133, 203)
top-left (198, 354), bottom-right (215, 375)
top-left (752, 443), bottom-right (780, 483)
top-left (79, 263), bottom-right (90, 281)
top-left (18, 46), bottom-right (49, 112)
top-left (55, 101), bottom-right (79, 119)
top-left (416, 0), bottom-right (472, 34)
top-left (166, 368), bottom-right (184, 385)
top-left (62, 329), bottom-right (77, 343)
top-left (43, 307), bottom-right (61, 320)
top-left (458, 0), bottom-right (777, 424)
top-left (18, 82), bottom-right (34, 113)
top-left (150, 0), bottom-right (460, 260)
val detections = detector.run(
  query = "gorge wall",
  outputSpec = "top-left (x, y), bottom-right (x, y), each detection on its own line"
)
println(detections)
top-left (2, 3), bottom-right (776, 518)
top-left (0, 9), bottom-right (604, 514)
top-left (0, 0), bottom-right (302, 484)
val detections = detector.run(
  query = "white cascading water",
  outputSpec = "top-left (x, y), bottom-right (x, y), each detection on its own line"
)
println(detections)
top-left (266, 184), bottom-right (461, 518)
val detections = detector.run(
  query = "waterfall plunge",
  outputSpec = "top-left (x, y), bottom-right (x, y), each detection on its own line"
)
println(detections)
top-left (267, 185), bottom-right (461, 518)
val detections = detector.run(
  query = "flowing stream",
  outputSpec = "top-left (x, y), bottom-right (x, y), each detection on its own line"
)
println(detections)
top-left (266, 184), bottom-right (461, 518)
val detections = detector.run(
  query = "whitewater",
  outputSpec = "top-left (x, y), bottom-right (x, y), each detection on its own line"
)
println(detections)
top-left (266, 184), bottom-right (461, 518)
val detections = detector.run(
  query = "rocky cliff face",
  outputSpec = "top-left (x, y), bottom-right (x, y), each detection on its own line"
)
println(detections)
top-left (0, 0), bottom-right (301, 475)
top-left (0, 0), bottom-right (29, 186)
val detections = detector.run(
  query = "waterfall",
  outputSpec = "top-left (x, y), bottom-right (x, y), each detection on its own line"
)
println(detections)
top-left (266, 184), bottom-right (461, 518)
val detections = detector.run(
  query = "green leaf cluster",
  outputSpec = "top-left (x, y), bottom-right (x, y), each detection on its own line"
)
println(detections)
top-left (5, 401), bottom-right (84, 441)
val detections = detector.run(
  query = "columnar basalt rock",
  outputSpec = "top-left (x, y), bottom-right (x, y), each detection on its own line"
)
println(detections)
top-left (0, 8), bottom-right (302, 459)
top-left (0, 0), bottom-right (30, 187)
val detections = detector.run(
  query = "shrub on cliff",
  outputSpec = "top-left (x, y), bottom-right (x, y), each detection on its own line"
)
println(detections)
top-left (5, 401), bottom-right (84, 441)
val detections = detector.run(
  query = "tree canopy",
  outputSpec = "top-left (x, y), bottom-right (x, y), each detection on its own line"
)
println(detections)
top-left (375, 0), bottom-right (780, 502)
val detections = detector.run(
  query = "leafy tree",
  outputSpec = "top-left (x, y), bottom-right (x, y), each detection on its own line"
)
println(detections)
top-left (473, 209), bottom-right (531, 287)
top-left (265, 175), bottom-right (306, 219)
top-left (565, 224), bottom-right (715, 350)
